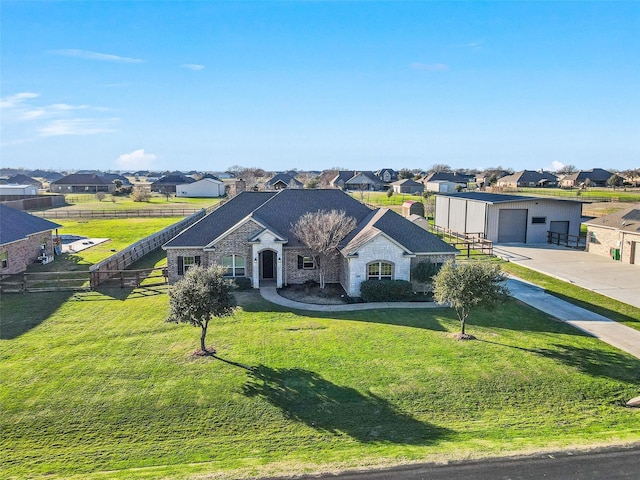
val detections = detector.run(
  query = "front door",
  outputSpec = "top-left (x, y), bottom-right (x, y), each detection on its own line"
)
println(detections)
top-left (261, 250), bottom-right (275, 279)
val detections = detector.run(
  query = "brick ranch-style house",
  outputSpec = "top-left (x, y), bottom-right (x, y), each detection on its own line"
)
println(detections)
top-left (162, 189), bottom-right (457, 297)
top-left (0, 204), bottom-right (61, 276)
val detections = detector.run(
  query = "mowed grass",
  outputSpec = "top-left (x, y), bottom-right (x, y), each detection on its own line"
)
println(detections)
top-left (1, 288), bottom-right (639, 479)
top-left (44, 194), bottom-right (223, 212)
top-left (32, 217), bottom-right (182, 270)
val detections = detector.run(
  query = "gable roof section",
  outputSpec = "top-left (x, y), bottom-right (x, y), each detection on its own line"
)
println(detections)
top-left (250, 189), bottom-right (373, 248)
top-left (266, 173), bottom-right (303, 188)
top-left (163, 192), bottom-right (277, 248)
top-left (51, 173), bottom-right (110, 185)
top-left (391, 178), bottom-right (422, 187)
top-left (499, 170), bottom-right (558, 184)
top-left (0, 205), bottom-right (61, 245)
top-left (340, 208), bottom-right (458, 255)
top-left (583, 205), bottom-right (640, 233)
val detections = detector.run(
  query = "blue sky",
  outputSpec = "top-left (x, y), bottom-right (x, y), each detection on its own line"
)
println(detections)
top-left (1, 1), bottom-right (639, 173)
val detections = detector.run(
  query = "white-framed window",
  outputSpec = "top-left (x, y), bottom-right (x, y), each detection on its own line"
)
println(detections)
top-left (183, 256), bottom-right (196, 273)
top-left (367, 261), bottom-right (393, 280)
top-left (1, 251), bottom-right (7, 269)
top-left (297, 255), bottom-right (316, 269)
top-left (222, 255), bottom-right (245, 277)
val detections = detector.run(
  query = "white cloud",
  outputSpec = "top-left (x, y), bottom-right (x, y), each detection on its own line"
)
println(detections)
top-left (547, 161), bottom-right (566, 172)
top-left (410, 62), bottom-right (450, 72)
top-left (39, 118), bottom-right (117, 136)
top-left (50, 49), bottom-right (143, 63)
top-left (0, 92), bottom-right (40, 109)
top-left (181, 63), bottom-right (205, 71)
top-left (116, 149), bottom-right (157, 170)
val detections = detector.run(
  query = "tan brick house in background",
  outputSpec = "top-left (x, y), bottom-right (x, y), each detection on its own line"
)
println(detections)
top-left (584, 205), bottom-right (640, 265)
top-left (162, 189), bottom-right (457, 297)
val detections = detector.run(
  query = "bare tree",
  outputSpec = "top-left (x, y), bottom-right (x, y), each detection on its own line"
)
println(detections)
top-left (556, 164), bottom-right (578, 176)
top-left (429, 164), bottom-right (452, 173)
top-left (292, 210), bottom-right (357, 288)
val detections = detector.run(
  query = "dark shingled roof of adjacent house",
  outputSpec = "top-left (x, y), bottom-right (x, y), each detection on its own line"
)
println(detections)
top-left (163, 191), bottom-right (277, 248)
top-left (265, 173), bottom-right (303, 188)
top-left (51, 173), bottom-right (111, 185)
top-left (0, 205), bottom-right (61, 245)
top-left (340, 208), bottom-right (458, 255)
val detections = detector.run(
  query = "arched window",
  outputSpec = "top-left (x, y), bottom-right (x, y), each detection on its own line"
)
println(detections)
top-left (222, 255), bottom-right (245, 277)
top-left (367, 261), bottom-right (393, 280)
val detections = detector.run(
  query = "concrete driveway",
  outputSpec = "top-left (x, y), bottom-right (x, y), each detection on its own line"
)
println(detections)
top-left (494, 244), bottom-right (640, 309)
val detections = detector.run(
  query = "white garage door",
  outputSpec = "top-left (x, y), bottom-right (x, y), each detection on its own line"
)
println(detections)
top-left (498, 209), bottom-right (528, 243)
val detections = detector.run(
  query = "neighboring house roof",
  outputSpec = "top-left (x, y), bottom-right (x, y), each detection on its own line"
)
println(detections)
top-left (331, 171), bottom-right (358, 185)
top-left (375, 169), bottom-right (399, 181)
top-left (345, 171), bottom-right (382, 186)
top-left (151, 174), bottom-right (195, 186)
top-left (562, 168), bottom-right (614, 184)
top-left (391, 179), bottom-right (422, 187)
top-left (265, 173), bottom-right (303, 188)
top-left (4, 174), bottom-right (43, 187)
top-left (51, 173), bottom-right (110, 186)
top-left (0, 205), bottom-right (61, 245)
top-left (340, 208), bottom-right (458, 256)
top-left (438, 192), bottom-right (578, 204)
top-left (28, 170), bottom-right (64, 181)
top-left (583, 206), bottom-right (640, 234)
top-left (422, 172), bottom-right (474, 183)
top-left (200, 173), bottom-right (223, 181)
top-left (101, 173), bottom-right (131, 185)
top-left (498, 170), bottom-right (558, 185)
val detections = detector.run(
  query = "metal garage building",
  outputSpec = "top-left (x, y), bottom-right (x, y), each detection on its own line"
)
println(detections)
top-left (435, 192), bottom-right (583, 244)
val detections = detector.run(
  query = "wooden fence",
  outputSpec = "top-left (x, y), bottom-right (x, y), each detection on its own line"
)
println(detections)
top-left (32, 209), bottom-right (200, 219)
top-left (89, 209), bottom-right (207, 288)
top-left (0, 271), bottom-right (91, 293)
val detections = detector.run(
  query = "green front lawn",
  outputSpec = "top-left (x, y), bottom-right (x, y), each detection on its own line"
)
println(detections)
top-left (41, 194), bottom-right (223, 212)
top-left (1, 287), bottom-right (638, 479)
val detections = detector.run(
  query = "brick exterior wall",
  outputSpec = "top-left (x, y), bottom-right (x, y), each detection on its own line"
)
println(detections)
top-left (283, 247), bottom-right (342, 285)
top-left (1, 231), bottom-right (55, 276)
top-left (587, 225), bottom-right (640, 264)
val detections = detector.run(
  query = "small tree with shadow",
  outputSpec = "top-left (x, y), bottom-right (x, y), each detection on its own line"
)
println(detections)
top-left (167, 265), bottom-right (235, 354)
top-left (433, 261), bottom-right (509, 340)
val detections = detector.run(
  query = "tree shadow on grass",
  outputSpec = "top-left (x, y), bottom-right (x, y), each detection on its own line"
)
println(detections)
top-left (0, 291), bottom-right (74, 339)
top-left (531, 343), bottom-right (640, 384)
top-left (242, 365), bottom-right (452, 445)
top-left (478, 339), bottom-right (640, 384)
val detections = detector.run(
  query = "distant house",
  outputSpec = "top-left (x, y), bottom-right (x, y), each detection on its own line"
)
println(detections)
top-left (28, 170), bottom-right (64, 182)
top-left (497, 170), bottom-right (558, 188)
top-left (150, 174), bottom-right (195, 193)
top-left (584, 206), bottom-right (640, 265)
top-left (101, 173), bottom-right (131, 186)
top-left (331, 171), bottom-right (383, 191)
top-left (560, 168), bottom-right (614, 188)
top-left (0, 205), bottom-right (61, 275)
top-left (435, 192), bottom-right (582, 244)
top-left (391, 179), bottom-right (424, 194)
top-left (50, 174), bottom-right (115, 193)
top-left (425, 180), bottom-right (459, 193)
top-left (176, 178), bottom-right (226, 198)
top-left (264, 173), bottom-right (303, 190)
top-left (475, 170), bottom-right (510, 188)
top-left (162, 189), bottom-right (457, 296)
top-left (375, 169), bottom-right (399, 183)
top-left (3, 174), bottom-right (43, 189)
top-left (0, 185), bottom-right (39, 196)
top-left (422, 172), bottom-right (474, 188)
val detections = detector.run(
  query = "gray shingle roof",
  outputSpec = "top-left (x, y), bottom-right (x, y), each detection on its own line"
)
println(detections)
top-left (340, 208), bottom-right (458, 255)
top-left (163, 191), bottom-right (277, 248)
top-left (0, 205), bottom-right (61, 245)
top-left (51, 173), bottom-right (110, 185)
top-left (583, 206), bottom-right (640, 233)
top-left (265, 173), bottom-right (303, 188)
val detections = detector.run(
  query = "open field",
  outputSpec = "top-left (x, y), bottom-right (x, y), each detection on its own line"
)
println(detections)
top-left (1, 286), bottom-right (639, 479)
top-left (35, 194), bottom-right (223, 213)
